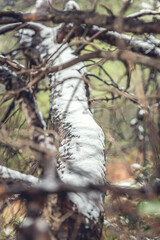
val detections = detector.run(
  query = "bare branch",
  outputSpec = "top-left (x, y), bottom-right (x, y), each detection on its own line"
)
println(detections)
top-left (0, 9), bottom-right (160, 34)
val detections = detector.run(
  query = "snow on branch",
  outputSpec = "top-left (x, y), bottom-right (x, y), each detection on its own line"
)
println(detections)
top-left (0, 165), bottom-right (39, 184)
top-left (90, 27), bottom-right (160, 58)
top-left (106, 30), bottom-right (160, 58)
top-left (0, 22), bottom-right (22, 35)
top-left (127, 9), bottom-right (160, 18)
top-left (59, 24), bottom-right (160, 59)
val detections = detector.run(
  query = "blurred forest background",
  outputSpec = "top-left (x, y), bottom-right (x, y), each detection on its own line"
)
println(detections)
top-left (0, 0), bottom-right (160, 239)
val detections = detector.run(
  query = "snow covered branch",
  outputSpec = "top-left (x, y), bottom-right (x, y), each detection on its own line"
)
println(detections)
top-left (127, 9), bottom-right (160, 18)
top-left (57, 24), bottom-right (160, 59)
top-left (0, 165), bottom-right (39, 185)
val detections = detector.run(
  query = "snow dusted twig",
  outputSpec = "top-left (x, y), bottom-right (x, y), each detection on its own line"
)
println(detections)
top-left (147, 35), bottom-right (160, 47)
top-left (0, 22), bottom-right (22, 34)
top-left (105, 30), bottom-right (160, 58)
top-left (127, 9), bottom-right (160, 18)
top-left (0, 165), bottom-right (39, 184)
